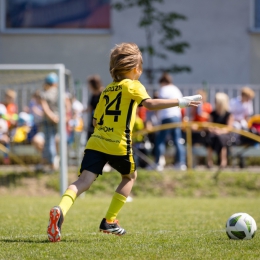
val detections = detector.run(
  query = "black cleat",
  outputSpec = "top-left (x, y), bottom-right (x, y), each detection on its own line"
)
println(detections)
top-left (99, 218), bottom-right (126, 236)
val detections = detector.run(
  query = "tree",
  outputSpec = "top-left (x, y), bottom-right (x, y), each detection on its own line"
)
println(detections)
top-left (113, 0), bottom-right (191, 84)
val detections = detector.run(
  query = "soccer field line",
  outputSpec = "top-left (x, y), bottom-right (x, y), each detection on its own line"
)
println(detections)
top-left (0, 233), bottom-right (95, 240)
top-left (0, 229), bottom-right (226, 241)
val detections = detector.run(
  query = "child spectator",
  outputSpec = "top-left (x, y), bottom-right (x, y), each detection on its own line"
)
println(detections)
top-left (71, 96), bottom-right (84, 133)
top-left (1, 89), bottom-right (18, 164)
top-left (26, 90), bottom-right (44, 144)
top-left (68, 96), bottom-right (85, 166)
top-left (2, 89), bottom-right (18, 130)
top-left (12, 111), bottom-right (33, 143)
top-left (229, 86), bottom-right (255, 130)
top-left (133, 109), bottom-right (147, 168)
top-left (189, 89), bottom-right (213, 145)
top-left (0, 104), bottom-right (10, 164)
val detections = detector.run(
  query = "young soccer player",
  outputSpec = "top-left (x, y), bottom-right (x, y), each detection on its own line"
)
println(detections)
top-left (47, 42), bottom-right (201, 242)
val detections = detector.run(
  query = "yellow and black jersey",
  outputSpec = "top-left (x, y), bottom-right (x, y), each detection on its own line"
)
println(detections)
top-left (86, 79), bottom-right (151, 155)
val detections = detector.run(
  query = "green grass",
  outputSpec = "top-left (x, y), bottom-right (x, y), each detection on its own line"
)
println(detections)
top-left (1, 195), bottom-right (260, 260)
top-left (44, 168), bottom-right (260, 198)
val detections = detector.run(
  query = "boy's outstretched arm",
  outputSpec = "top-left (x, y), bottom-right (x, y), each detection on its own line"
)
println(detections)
top-left (142, 95), bottom-right (202, 110)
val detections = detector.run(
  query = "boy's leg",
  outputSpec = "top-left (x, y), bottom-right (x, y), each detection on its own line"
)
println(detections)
top-left (106, 174), bottom-right (136, 221)
top-left (100, 171), bottom-right (137, 235)
top-left (60, 170), bottom-right (97, 214)
top-left (47, 170), bottom-right (97, 242)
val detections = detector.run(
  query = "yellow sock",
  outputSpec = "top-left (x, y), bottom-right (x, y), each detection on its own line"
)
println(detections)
top-left (105, 192), bottom-right (127, 222)
top-left (58, 189), bottom-right (77, 217)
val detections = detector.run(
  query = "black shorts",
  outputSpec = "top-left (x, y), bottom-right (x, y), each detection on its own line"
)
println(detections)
top-left (79, 149), bottom-right (136, 176)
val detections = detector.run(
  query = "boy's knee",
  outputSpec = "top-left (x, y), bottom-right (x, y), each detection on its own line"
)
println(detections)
top-left (123, 171), bottom-right (137, 181)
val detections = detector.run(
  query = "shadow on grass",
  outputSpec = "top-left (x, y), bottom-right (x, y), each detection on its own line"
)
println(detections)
top-left (0, 238), bottom-right (50, 243)
top-left (0, 237), bottom-right (104, 243)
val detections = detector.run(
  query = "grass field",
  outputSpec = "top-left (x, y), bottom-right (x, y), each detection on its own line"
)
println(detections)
top-left (1, 195), bottom-right (260, 260)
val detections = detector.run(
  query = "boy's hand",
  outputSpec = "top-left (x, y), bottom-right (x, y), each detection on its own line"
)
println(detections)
top-left (178, 95), bottom-right (202, 108)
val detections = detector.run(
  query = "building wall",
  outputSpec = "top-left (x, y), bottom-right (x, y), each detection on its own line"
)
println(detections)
top-left (112, 0), bottom-right (251, 85)
top-left (0, 0), bottom-right (256, 86)
top-left (0, 33), bottom-right (112, 85)
top-left (250, 34), bottom-right (260, 84)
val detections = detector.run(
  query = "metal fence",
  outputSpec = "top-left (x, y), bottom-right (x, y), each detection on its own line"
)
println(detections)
top-left (0, 80), bottom-right (260, 173)
top-left (145, 84), bottom-right (260, 115)
top-left (1, 82), bottom-right (259, 115)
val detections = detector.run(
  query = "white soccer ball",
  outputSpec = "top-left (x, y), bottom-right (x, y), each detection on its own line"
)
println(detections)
top-left (226, 212), bottom-right (257, 240)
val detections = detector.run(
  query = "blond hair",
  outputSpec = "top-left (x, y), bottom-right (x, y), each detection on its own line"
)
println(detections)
top-left (241, 86), bottom-right (255, 99)
top-left (110, 42), bottom-right (143, 81)
top-left (5, 89), bottom-right (17, 100)
top-left (215, 92), bottom-right (229, 115)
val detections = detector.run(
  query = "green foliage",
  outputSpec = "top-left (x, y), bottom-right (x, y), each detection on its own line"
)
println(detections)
top-left (113, 0), bottom-right (191, 84)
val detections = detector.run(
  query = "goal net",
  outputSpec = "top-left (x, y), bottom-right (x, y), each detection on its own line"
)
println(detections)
top-left (0, 64), bottom-right (75, 195)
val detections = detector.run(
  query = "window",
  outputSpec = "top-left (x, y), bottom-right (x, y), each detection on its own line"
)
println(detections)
top-left (254, 0), bottom-right (260, 28)
top-left (251, 0), bottom-right (260, 31)
top-left (1, 0), bottom-right (110, 34)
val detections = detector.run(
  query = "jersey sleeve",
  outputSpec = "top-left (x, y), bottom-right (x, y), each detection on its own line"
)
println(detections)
top-left (128, 80), bottom-right (151, 105)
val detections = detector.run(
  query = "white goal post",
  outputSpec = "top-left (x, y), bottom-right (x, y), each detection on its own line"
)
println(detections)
top-left (0, 64), bottom-right (68, 195)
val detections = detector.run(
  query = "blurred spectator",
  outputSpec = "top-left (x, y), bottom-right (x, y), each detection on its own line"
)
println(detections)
top-left (133, 108), bottom-right (147, 168)
top-left (0, 103), bottom-right (10, 164)
top-left (154, 73), bottom-right (186, 171)
top-left (248, 115), bottom-right (260, 135)
top-left (145, 90), bottom-right (160, 156)
top-left (2, 89), bottom-right (18, 130)
top-left (68, 96), bottom-right (85, 166)
top-left (84, 75), bottom-right (111, 172)
top-left (67, 95), bottom-right (84, 143)
top-left (25, 90), bottom-right (45, 153)
top-left (65, 93), bottom-right (74, 145)
top-left (12, 112), bottom-right (33, 143)
top-left (71, 96), bottom-right (84, 133)
top-left (190, 89), bottom-right (212, 122)
top-left (137, 105), bottom-right (147, 122)
top-left (0, 104), bottom-right (8, 135)
top-left (229, 86), bottom-right (255, 130)
top-left (189, 89), bottom-right (213, 145)
top-left (39, 72), bottom-right (60, 172)
top-left (84, 75), bottom-right (104, 140)
top-left (206, 92), bottom-right (234, 168)
top-left (1, 89), bottom-right (18, 164)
